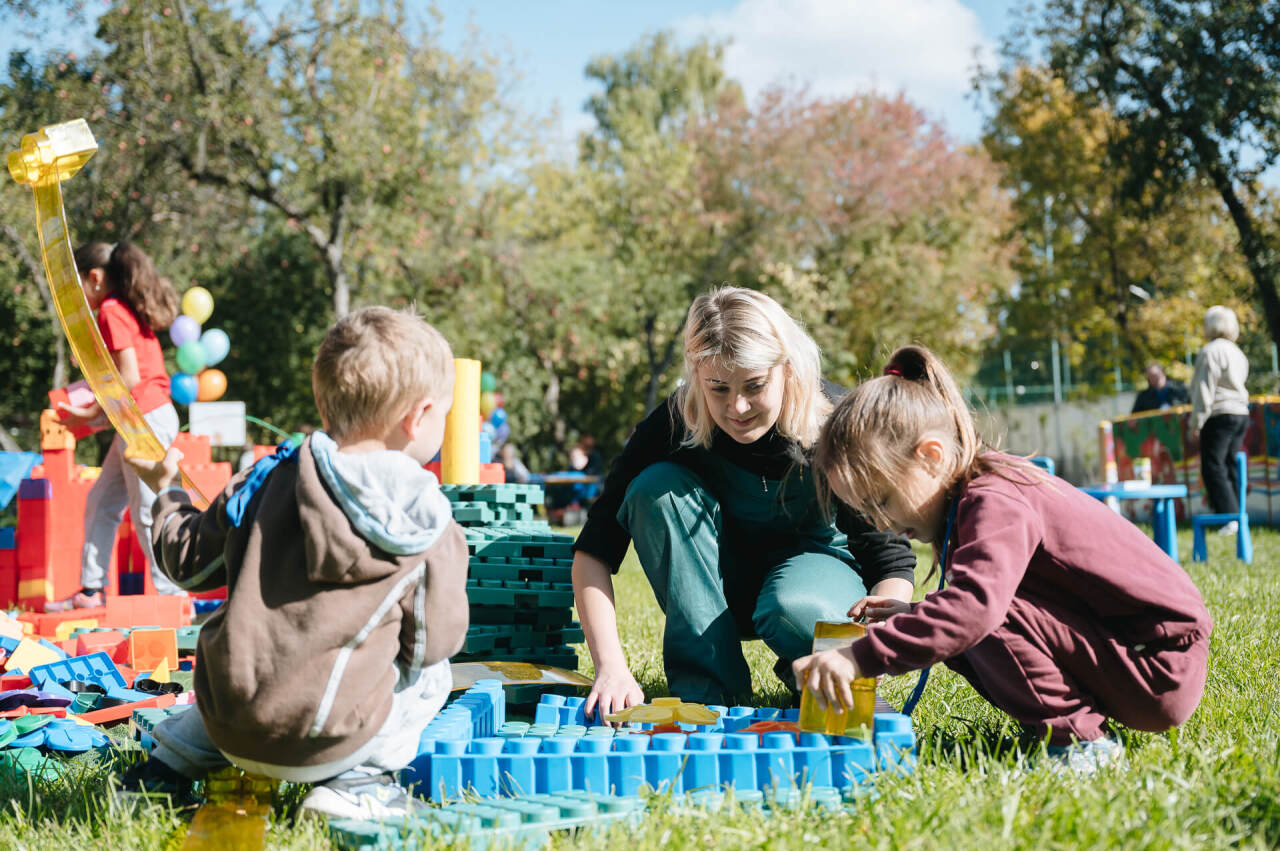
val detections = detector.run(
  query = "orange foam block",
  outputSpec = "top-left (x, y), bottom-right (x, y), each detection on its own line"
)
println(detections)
top-left (100, 595), bottom-right (193, 630)
top-left (80, 692), bottom-right (176, 725)
top-left (18, 607), bottom-right (107, 639)
top-left (76, 629), bottom-right (129, 662)
top-left (128, 628), bottom-right (178, 673)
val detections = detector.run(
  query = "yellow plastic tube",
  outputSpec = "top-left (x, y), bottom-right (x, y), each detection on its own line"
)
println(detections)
top-left (442, 357), bottom-right (481, 484)
top-left (7, 119), bottom-right (207, 503)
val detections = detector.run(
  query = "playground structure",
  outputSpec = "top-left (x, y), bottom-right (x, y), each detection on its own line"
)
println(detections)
top-left (1099, 397), bottom-right (1280, 523)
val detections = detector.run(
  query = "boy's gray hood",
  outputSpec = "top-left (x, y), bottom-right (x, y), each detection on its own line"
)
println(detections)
top-left (301, 431), bottom-right (453, 583)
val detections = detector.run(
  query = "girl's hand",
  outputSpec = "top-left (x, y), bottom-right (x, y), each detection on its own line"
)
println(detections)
top-left (792, 647), bottom-right (861, 711)
top-left (125, 447), bottom-right (183, 494)
top-left (584, 664), bottom-right (645, 724)
top-left (848, 596), bottom-right (912, 622)
top-left (56, 400), bottom-right (101, 428)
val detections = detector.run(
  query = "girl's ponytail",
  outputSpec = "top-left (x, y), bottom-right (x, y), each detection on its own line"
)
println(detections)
top-left (881, 345), bottom-right (981, 484)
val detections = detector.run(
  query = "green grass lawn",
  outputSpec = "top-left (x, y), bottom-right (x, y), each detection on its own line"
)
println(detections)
top-left (1, 526), bottom-right (1277, 849)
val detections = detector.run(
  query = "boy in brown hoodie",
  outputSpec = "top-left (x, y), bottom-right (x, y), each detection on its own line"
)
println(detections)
top-left (121, 306), bottom-right (469, 819)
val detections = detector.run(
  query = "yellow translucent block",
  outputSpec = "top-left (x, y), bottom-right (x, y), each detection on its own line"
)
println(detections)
top-left (7, 119), bottom-right (209, 504)
top-left (605, 696), bottom-right (720, 726)
top-left (182, 767), bottom-right (275, 850)
top-left (798, 620), bottom-right (877, 738)
top-left (442, 358), bottom-right (481, 484)
top-left (6, 118), bottom-right (97, 188)
top-left (450, 661), bottom-right (591, 691)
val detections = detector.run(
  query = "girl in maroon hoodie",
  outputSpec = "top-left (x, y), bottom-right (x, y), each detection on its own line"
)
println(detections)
top-left (794, 345), bottom-right (1212, 770)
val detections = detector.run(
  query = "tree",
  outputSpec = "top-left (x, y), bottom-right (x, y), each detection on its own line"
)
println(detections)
top-left (0, 46), bottom-right (258, 443)
top-left (689, 87), bottom-right (1015, 380)
top-left (580, 32), bottom-right (745, 412)
top-left (1033, 0), bottom-right (1280, 347)
top-left (93, 0), bottom-right (514, 317)
top-left (978, 64), bottom-right (1254, 391)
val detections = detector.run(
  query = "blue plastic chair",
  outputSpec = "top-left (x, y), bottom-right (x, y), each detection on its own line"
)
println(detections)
top-left (1192, 451), bottom-right (1252, 564)
top-left (1029, 456), bottom-right (1055, 477)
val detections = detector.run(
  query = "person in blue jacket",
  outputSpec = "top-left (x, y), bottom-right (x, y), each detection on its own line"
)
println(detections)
top-left (571, 287), bottom-right (917, 717)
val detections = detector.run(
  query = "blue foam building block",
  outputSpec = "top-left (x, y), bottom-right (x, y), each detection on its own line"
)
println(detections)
top-left (328, 790), bottom-right (646, 851)
top-left (407, 688), bottom-right (916, 802)
top-left (608, 733), bottom-right (648, 796)
top-left (28, 651), bottom-right (126, 691)
top-left (873, 713), bottom-right (916, 772)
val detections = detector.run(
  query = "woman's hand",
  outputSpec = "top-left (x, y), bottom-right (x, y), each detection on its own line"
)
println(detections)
top-left (56, 400), bottom-right (102, 428)
top-left (848, 595), bottom-right (912, 623)
top-left (584, 664), bottom-right (645, 723)
top-left (792, 646), bottom-right (861, 711)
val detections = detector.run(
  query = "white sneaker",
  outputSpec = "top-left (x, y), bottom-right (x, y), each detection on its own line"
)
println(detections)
top-left (1217, 520), bottom-right (1239, 536)
top-left (301, 769), bottom-right (418, 820)
top-left (1045, 736), bottom-right (1125, 776)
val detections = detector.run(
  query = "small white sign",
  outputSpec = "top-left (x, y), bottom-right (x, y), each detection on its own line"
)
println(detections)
top-left (188, 401), bottom-right (247, 447)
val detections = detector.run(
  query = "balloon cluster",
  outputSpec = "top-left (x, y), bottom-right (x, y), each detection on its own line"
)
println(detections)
top-left (479, 371), bottom-right (509, 447)
top-left (168, 286), bottom-right (229, 406)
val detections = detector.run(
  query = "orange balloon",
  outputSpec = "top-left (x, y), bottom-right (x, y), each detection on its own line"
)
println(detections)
top-left (196, 368), bottom-right (227, 402)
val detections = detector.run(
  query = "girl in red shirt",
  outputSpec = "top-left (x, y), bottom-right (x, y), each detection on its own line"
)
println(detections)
top-left (47, 242), bottom-right (187, 611)
top-left (794, 345), bottom-right (1212, 773)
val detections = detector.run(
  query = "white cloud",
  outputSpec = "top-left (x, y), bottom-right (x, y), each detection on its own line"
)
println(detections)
top-left (675, 0), bottom-right (994, 138)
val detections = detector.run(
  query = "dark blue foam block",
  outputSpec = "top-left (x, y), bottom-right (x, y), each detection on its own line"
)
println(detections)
top-left (16, 476), bottom-right (51, 501)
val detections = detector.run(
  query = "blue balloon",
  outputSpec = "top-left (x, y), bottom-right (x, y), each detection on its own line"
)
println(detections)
top-left (480, 421), bottom-right (496, 439)
top-left (171, 372), bottom-right (199, 406)
top-left (200, 328), bottom-right (231, 366)
top-left (489, 406), bottom-right (507, 429)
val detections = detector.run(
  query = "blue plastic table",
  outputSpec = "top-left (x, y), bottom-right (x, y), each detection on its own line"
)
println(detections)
top-left (1077, 482), bottom-right (1188, 561)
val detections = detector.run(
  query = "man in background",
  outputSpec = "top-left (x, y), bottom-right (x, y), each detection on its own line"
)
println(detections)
top-left (1132, 363), bottom-right (1190, 413)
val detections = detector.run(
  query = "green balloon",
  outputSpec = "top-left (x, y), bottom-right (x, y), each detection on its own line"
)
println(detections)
top-left (480, 371), bottom-right (497, 393)
top-left (176, 340), bottom-right (208, 375)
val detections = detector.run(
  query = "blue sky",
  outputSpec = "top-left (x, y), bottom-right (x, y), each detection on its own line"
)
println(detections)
top-left (430, 0), bottom-right (1029, 145)
top-left (4, 0), bottom-right (1029, 145)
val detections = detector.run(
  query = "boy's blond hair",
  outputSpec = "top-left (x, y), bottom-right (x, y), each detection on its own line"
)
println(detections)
top-left (312, 306), bottom-right (455, 442)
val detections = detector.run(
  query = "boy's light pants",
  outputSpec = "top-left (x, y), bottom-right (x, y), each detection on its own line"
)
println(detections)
top-left (150, 660), bottom-right (452, 783)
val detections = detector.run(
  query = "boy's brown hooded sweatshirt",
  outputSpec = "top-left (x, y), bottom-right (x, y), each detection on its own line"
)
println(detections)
top-left (150, 433), bottom-right (468, 769)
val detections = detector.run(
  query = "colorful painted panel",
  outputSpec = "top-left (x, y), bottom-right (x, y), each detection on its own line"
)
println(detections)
top-left (1102, 398), bottom-right (1280, 524)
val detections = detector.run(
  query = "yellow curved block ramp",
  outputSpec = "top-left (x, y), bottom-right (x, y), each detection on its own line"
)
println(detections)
top-left (8, 119), bottom-right (208, 504)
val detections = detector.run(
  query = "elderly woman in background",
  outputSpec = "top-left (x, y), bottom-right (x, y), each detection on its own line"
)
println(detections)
top-left (1191, 305), bottom-right (1250, 533)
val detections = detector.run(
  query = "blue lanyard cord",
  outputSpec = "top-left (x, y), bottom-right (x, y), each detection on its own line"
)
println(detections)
top-left (900, 497), bottom-right (957, 716)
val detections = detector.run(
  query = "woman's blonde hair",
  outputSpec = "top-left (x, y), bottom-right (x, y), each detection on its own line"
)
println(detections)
top-left (1203, 305), bottom-right (1240, 342)
top-left (676, 286), bottom-right (830, 449)
top-left (815, 345), bottom-right (1040, 562)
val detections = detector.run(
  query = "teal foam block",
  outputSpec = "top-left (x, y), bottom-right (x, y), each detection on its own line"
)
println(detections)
top-left (328, 791), bottom-right (645, 850)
